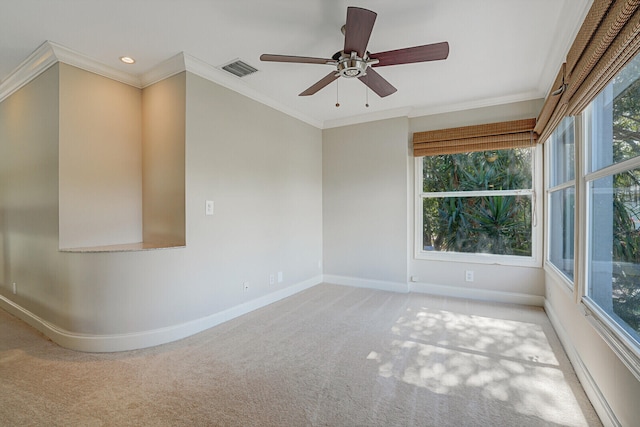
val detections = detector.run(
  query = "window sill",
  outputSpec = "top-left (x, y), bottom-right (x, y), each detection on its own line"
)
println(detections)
top-left (415, 250), bottom-right (541, 268)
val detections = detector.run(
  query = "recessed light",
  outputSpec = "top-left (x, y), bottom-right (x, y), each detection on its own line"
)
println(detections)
top-left (120, 56), bottom-right (135, 64)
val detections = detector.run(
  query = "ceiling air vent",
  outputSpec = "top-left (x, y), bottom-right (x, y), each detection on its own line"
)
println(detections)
top-left (220, 59), bottom-right (258, 78)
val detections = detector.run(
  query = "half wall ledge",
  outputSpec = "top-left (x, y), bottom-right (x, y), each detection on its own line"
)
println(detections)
top-left (60, 242), bottom-right (186, 253)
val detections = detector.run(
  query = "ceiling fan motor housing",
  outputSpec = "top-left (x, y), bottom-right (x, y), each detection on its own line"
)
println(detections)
top-left (337, 52), bottom-right (368, 78)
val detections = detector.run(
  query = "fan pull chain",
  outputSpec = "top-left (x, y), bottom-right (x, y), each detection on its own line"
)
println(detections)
top-left (335, 79), bottom-right (340, 108)
top-left (365, 87), bottom-right (369, 108)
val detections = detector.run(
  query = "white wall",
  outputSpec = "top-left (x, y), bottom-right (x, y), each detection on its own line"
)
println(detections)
top-left (322, 118), bottom-right (409, 289)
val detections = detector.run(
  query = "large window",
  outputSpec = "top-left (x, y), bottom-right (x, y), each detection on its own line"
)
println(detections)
top-left (584, 54), bottom-right (640, 345)
top-left (547, 117), bottom-right (576, 283)
top-left (417, 147), bottom-right (538, 265)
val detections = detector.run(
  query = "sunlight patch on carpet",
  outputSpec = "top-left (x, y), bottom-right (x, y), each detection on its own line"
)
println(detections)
top-left (373, 307), bottom-right (588, 426)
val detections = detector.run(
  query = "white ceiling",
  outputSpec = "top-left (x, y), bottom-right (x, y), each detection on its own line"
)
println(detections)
top-left (0, 0), bottom-right (592, 128)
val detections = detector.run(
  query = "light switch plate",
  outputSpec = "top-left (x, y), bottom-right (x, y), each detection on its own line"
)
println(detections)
top-left (205, 200), bottom-right (214, 216)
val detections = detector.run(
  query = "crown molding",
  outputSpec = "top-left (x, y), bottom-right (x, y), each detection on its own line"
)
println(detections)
top-left (0, 41), bottom-right (544, 132)
top-left (408, 91), bottom-right (543, 119)
top-left (182, 53), bottom-right (322, 128)
top-left (322, 107), bottom-right (412, 129)
top-left (49, 41), bottom-right (141, 88)
top-left (320, 91), bottom-right (543, 130)
top-left (0, 41), bottom-right (58, 103)
top-left (0, 42), bottom-right (322, 128)
top-left (0, 41), bottom-right (142, 103)
top-left (140, 52), bottom-right (186, 88)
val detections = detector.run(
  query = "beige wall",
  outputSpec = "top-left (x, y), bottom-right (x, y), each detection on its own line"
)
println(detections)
top-left (0, 66), bottom-right (323, 345)
top-left (321, 100), bottom-right (546, 299)
top-left (1, 60), bottom-right (639, 424)
top-left (545, 273), bottom-right (640, 426)
top-left (142, 73), bottom-right (186, 246)
top-left (0, 65), bottom-right (66, 325)
top-left (59, 64), bottom-right (143, 249)
top-left (185, 72), bottom-right (323, 313)
top-left (322, 118), bottom-right (409, 287)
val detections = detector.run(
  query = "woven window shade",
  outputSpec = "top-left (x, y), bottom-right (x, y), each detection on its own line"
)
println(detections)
top-left (534, 63), bottom-right (566, 137)
top-left (412, 118), bottom-right (537, 157)
top-left (536, 0), bottom-right (640, 143)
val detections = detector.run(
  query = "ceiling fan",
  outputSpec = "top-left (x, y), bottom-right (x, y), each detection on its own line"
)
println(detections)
top-left (260, 6), bottom-right (449, 98)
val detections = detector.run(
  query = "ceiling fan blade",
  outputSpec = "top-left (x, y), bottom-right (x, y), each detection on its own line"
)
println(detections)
top-left (260, 54), bottom-right (334, 65)
top-left (359, 68), bottom-right (397, 98)
top-left (299, 72), bottom-right (339, 96)
top-left (343, 7), bottom-right (377, 57)
top-left (370, 42), bottom-right (449, 67)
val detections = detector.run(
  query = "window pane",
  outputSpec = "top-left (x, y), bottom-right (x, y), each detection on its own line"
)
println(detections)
top-left (423, 148), bottom-right (532, 193)
top-left (549, 116), bottom-right (575, 187)
top-left (588, 168), bottom-right (640, 340)
top-left (423, 195), bottom-right (532, 256)
top-left (589, 54), bottom-right (640, 172)
top-left (549, 187), bottom-right (575, 281)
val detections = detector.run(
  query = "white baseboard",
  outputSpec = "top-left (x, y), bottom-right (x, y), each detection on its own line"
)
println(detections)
top-left (321, 275), bottom-right (544, 306)
top-left (0, 275), bottom-right (322, 353)
top-left (544, 300), bottom-right (620, 427)
top-left (409, 281), bottom-right (545, 306)
top-left (322, 275), bottom-right (409, 293)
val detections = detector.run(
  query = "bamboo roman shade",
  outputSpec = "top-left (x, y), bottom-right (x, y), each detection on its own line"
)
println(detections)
top-left (536, 0), bottom-right (640, 143)
top-left (412, 118), bottom-right (537, 157)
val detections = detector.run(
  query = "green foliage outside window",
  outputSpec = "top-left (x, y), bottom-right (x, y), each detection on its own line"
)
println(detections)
top-left (422, 148), bottom-right (533, 256)
top-left (609, 65), bottom-right (640, 333)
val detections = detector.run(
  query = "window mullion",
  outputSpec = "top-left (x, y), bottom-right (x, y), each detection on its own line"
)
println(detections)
top-left (547, 180), bottom-right (576, 193)
top-left (421, 189), bottom-right (533, 198)
top-left (585, 155), bottom-right (640, 183)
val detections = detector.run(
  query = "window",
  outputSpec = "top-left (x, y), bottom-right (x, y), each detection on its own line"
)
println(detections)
top-left (417, 147), bottom-right (538, 265)
top-left (547, 117), bottom-right (576, 283)
top-left (584, 53), bottom-right (640, 346)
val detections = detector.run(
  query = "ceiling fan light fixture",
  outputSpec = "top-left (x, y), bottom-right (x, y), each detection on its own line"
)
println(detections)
top-left (337, 56), bottom-right (368, 78)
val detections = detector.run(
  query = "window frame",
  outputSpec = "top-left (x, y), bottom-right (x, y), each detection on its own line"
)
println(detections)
top-left (544, 116), bottom-right (577, 290)
top-left (414, 145), bottom-right (543, 267)
top-left (578, 86), bottom-right (640, 382)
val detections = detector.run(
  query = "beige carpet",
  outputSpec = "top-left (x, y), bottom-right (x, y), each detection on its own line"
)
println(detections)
top-left (0, 284), bottom-right (601, 426)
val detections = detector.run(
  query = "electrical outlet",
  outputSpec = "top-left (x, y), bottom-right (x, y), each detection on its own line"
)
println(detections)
top-left (269, 274), bottom-right (275, 285)
top-left (12, 282), bottom-right (17, 295)
top-left (277, 271), bottom-right (283, 283)
top-left (465, 271), bottom-right (474, 282)
top-left (243, 281), bottom-right (249, 292)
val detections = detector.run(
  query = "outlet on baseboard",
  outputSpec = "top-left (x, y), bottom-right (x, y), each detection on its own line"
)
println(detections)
top-left (12, 282), bottom-right (17, 294)
top-left (269, 274), bottom-right (275, 285)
